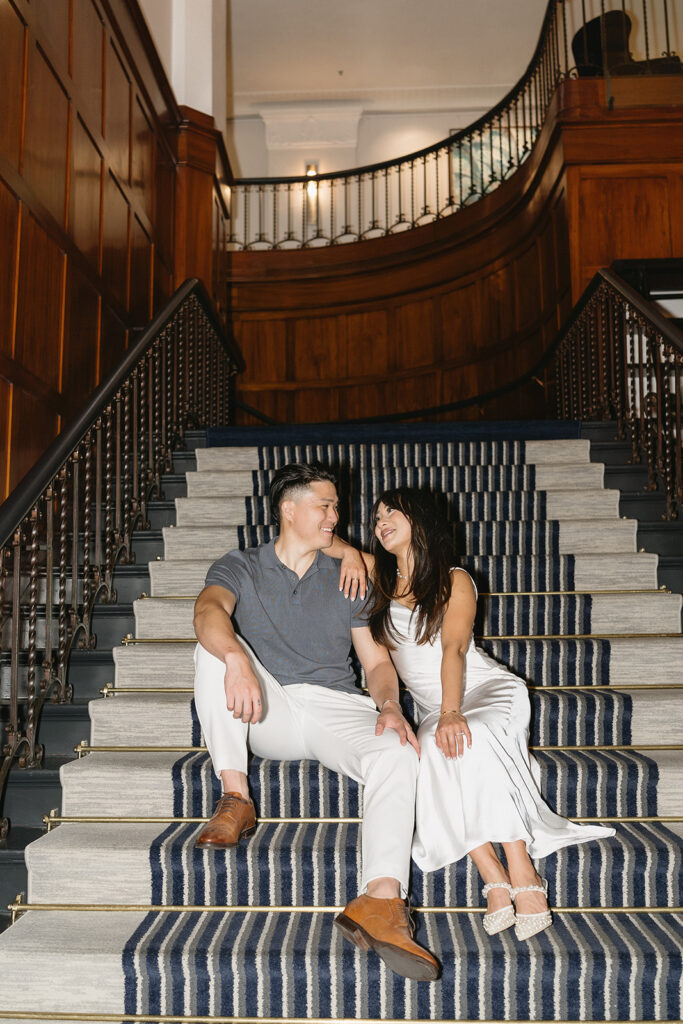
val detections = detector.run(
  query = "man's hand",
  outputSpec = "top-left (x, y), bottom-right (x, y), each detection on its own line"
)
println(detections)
top-left (375, 701), bottom-right (420, 756)
top-left (224, 650), bottom-right (263, 724)
top-left (339, 546), bottom-right (367, 600)
top-left (435, 710), bottom-right (472, 759)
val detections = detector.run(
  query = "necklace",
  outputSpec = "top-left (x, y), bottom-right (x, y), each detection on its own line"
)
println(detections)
top-left (396, 568), bottom-right (409, 580)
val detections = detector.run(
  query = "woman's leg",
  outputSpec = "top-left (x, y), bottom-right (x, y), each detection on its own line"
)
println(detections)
top-left (468, 842), bottom-right (511, 912)
top-left (502, 839), bottom-right (549, 914)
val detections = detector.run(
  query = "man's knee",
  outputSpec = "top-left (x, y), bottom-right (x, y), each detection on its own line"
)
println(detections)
top-left (374, 731), bottom-right (419, 780)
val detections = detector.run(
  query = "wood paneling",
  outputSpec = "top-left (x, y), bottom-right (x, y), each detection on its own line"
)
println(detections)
top-left (69, 116), bottom-right (102, 264)
top-left (104, 39), bottom-right (130, 186)
top-left (8, 385), bottom-right (59, 491)
top-left (0, 1), bottom-right (25, 171)
top-left (62, 264), bottom-right (99, 417)
top-left (232, 80), bottom-right (683, 424)
top-left (23, 42), bottom-right (69, 225)
top-left (0, 181), bottom-right (19, 359)
top-left (102, 169), bottom-right (129, 309)
top-left (72, 0), bottom-right (103, 131)
top-left (14, 212), bottom-right (65, 390)
top-left (0, 1), bottom-right (232, 500)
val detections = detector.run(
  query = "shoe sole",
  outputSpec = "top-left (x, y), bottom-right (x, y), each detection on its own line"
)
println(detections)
top-left (194, 824), bottom-right (257, 849)
top-left (334, 913), bottom-right (440, 982)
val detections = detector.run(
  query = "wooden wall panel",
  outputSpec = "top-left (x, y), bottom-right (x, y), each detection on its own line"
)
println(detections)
top-left (130, 215), bottom-right (151, 322)
top-left (0, 1), bottom-right (25, 171)
top-left (30, 0), bottom-right (70, 71)
top-left (14, 213), bottom-right (65, 389)
top-left (131, 97), bottom-right (154, 221)
top-left (8, 386), bottom-right (60, 491)
top-left (69, 116), bottom-right (102, 265)
top-left (395, 300), bottom-right (435, 370)
top-left (346, 311), bottom-right (388, 378)
top-left (23, 43), bottom-right (69, 226)
top-left (99, 307), bottom-right (127, 380)
top-left (62, 265), bottom-right (99, 417)
top-left (0, 378), bottom-right (10, 496)
top-left (236, 320), bottom-right (287, 384)
top-left (102, 170), bottom-right (129, 309)
top-left (104, 40), bottom-right (130, 186)
top-left (293, 318), bottom-right (344, 382)
top-left (72, 0), bottom-right (104, 131)
top-left (0, 181), bottom-right (19, 359)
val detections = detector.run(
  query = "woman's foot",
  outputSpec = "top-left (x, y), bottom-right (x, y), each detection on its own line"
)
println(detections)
top-left (481, 880), bottom-right (515, 936)
top-left (510, 872), bottom-right (552, 940)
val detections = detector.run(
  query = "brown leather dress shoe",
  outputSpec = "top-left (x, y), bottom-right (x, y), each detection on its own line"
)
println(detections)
top-left (194, 792), bottom-right (256, 849)
top-left (335, 895), bottom-right (440, 981)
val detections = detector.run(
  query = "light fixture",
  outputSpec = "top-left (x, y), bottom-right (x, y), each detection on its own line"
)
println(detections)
top-left (305, 162), bottom-right (318, 228)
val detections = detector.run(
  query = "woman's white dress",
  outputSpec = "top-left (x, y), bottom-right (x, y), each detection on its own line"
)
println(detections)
top-left (388, 568), bottom-right (615, 872)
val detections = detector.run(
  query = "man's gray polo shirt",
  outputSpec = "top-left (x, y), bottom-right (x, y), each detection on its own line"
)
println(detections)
top-left (204, 539), bottom-right (370, 694)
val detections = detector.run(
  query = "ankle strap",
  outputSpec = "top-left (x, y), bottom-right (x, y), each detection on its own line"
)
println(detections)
top-left (481, 881), bottom-right (513, 898)
top-left (511, 878), bottom-right (549, 897)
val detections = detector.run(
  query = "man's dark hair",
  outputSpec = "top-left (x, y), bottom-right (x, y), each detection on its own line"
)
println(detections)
top-left (269, 463), bottom-right (337, 525)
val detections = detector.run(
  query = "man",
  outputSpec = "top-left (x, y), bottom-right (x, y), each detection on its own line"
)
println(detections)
top-left (193, 462), bottom-right (439, 981)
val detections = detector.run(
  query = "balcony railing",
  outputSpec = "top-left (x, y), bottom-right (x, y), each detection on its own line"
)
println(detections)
top-left (227, 0), bottom-right (681, 251)
top-left (0, 281), bottom-right (243, 838)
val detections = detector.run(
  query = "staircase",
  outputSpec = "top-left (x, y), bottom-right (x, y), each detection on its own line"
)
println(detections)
top-left (0, 423), bottom-right (681, 1023)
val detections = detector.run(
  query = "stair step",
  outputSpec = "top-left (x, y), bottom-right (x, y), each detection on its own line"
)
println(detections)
top-left (174, 490), bottom-right (621, 526)
top-left (59, 748), bottom-right (678, 817)
top-left (25, 821), bottom-right (682, 908)
top-left (148, 551), bottom-right (662, 598)
top-left (184, 463), bottom-right (606, 497)
top-left (112, 636), bottom-right (683, 686)
top-left (86, 688), bottom-right (681, 748)
top-left (162, 520), bottom-right (638, 560)
top-left (131, 593), bottom-right (682, 639)
top-left (0, 906), bottom-right (680, 1020)
top-left (195, 438), bottom-right (593, 473)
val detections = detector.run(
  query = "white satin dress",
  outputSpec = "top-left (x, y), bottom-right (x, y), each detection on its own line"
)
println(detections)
top-left (388, 568), bottom-right (615, 872)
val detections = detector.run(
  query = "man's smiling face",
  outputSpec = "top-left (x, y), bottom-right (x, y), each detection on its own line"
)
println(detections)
top-left (281, 480), bottom-right (340, 550)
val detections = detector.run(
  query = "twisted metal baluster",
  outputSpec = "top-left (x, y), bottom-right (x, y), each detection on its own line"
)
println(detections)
top-left (122, 381), bottom-right (133, 552)
top-left (43, 485), bottom-right (55, 692)
top-left (25, 507), bottom-right (42, 767)
top-left (57, 467), bottom-right (69, 687)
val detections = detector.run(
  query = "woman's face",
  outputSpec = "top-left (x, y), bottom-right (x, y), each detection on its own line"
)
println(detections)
top-left (374, 501), bottom-right (412, 554)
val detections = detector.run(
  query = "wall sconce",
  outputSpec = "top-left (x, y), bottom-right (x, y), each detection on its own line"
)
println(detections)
top-left (305, 162), bottom-right (318, 228)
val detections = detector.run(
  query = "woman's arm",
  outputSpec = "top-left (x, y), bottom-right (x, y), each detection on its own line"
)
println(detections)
top-left (326, 535), bottom-right (375, 599)
top-left (436, 570), bottom-right (477, 759)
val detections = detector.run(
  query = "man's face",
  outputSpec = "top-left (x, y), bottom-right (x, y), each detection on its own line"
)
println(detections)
top-left (281, 480), bottom-right (340, 549)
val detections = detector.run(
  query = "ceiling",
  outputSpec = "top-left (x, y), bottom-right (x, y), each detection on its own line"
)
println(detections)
top-left (227, 0), bottom-right (551, 117)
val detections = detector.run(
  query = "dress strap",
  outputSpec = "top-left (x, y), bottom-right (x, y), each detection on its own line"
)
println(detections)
top-left (450, 566), bottom-right (478, 600)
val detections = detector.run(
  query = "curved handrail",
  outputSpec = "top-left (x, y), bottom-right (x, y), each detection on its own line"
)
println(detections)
top-left (227, 0), bottom-right (681, 250)
top-left (0, 280), bottom-right (243, 549)
top-left (235, 0), bottom-right (562, 188)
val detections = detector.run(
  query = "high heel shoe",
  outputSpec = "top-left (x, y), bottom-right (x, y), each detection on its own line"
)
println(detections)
top-left (481, 881), bottom-right (516, 936)
top-left (511, 877), bottom-right (552, 940)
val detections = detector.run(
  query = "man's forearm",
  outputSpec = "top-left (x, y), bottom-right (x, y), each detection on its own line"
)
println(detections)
top-left (365, 662), bottom-right (400, 710)
top-left (194, 605), bottom-right (245, 664)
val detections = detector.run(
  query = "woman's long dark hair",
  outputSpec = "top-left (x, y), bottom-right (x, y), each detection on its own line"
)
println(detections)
top-left (368, 487), bottom-right (455, 648)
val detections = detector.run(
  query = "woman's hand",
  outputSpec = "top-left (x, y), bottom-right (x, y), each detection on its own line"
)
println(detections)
top-left (435, 710), bottom-right (472, 759)
top-left (339, 546), bottom-right (368, 600)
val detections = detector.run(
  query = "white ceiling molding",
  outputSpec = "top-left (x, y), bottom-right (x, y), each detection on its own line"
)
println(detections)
top-left (258, 103), bottom-right (364, 151)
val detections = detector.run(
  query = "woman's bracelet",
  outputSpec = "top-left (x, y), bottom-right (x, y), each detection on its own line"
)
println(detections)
top-left (439, 708), bottom-right (461, 718)
top-left (380, 698), bottom-right (401, 713)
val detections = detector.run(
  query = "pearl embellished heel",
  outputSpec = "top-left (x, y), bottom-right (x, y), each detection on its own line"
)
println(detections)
top-left (481, 881), bottom-right (516, 936)
top-left (511, 878), bottom-right (552, 940)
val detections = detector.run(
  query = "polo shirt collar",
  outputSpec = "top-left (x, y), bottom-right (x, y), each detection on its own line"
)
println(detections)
top-left (259, 538), bottom-right (324, 578)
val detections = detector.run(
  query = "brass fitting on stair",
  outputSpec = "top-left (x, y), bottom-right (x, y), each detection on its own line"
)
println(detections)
top-left (9, 893), bottom-right (25, 925)
top-left (75, 740), bottom-right (90, 758)
top-left (43, 809), bottom-right (60, 832)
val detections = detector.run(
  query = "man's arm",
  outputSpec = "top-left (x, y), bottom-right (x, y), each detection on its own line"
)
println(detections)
top-left (193, 585), bottom-right (263, 724)
top-left (351, 625), bottom-right (420, 755)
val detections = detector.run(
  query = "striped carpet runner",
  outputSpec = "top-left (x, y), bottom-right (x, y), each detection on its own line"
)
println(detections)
top-left (0, 429), bottom-right (681, 1022)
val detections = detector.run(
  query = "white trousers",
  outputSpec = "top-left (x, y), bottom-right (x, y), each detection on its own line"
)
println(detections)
top-left (193, 639), bottom-right (418, 896)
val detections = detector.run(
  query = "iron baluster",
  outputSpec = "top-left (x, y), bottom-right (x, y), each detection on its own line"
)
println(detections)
top-left (57, 467), bottom-right (69, 685)
top-left (410, 161), bottom-right (415, 226)
top-left (94, 419), bottom-right (103, 567)
top-left (642, 0), bottom-right (651, 62)
top-left (82, 439), bottom-right (92, 615)
top-left (130, 370), bottom-right (140, 521)
top-left (138, 361), bottom-right (149, 523)
top-left (273, 184), bottom-right (279, 248)
top-left (43, 485), bottom-right (54, 693)
top-left (70, 450), bottom-right (80, 622)
top-left (383, 168), bottom-right (389, 231)
top-left (644, 325), bottom-right (659, 491)
top-left (152, 340), bottom-right (163, 496)
top-left (122, 382), bottom-right (133, 543)
top-left (662, 0), bottom-right (672, 56)
top-left (25, 507), bottom-right (41, 767)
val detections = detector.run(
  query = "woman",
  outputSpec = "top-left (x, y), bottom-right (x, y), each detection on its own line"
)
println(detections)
top-left (359, 487), bottom-right (615, 939)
